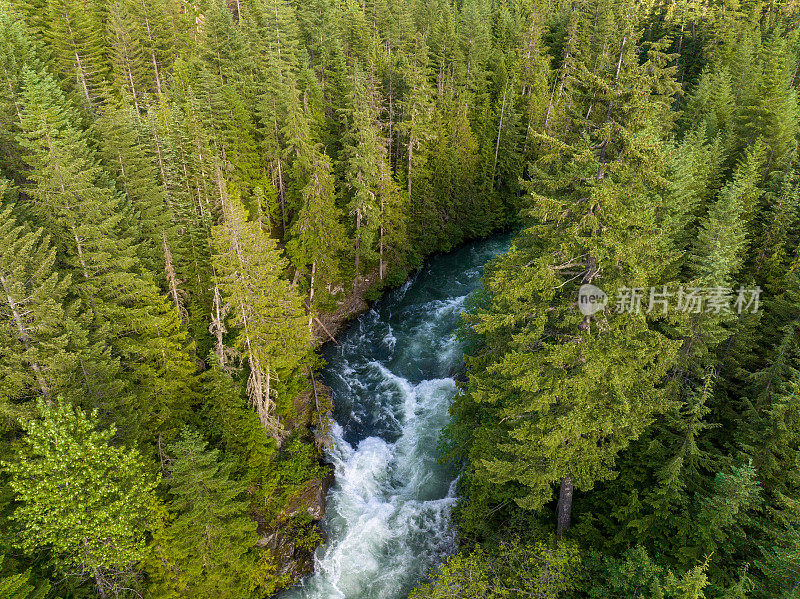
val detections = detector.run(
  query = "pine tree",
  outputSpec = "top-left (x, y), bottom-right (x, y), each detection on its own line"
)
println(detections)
top-left (0, 3), bottom-right (42, 178)
top-left (342, 64), bottom-right (404, 281)
top-left (285, 148), bottom-right (347, 330)
top-left (144, 94), bottom-right (216, 345)
top-left (17, 69), bottom-right (198, 446)
top-left (107, 0), bottom-right (189, 102)
top-left (739, 266), bottom-right (800, 500)
top-left (663, 127), bottom-right (726, 265)
top-left (0, 556), bottom-right (49, 599)
top-left (211, 186), bottom-right (310, 439)
top-left (677, 145), bottom-right (764, 376)
top-left (36, 0), bottom-right (109, 104)
top-left (686, 461), bottom-right (761, 569)
top-left (94, 94), bottom-right (178, 286)
top-left (0, 196), bottom-right (80, 424)
top-left (449, 2), bottom-right (687, 539)
top-left (398, 35), bottom-right (434, 212)
top-left (758, 491), bottom-right (800, 598)
top-left (585, 545), bottom-right (710, 599)
top-left (734, 28), bottom-right (800, 170)
top-left (195, 0), bottom-right (263, 201)
top-left (107, 1), bottom-right (151, 113)
top-left (147, 428), bottom-right (283, 598)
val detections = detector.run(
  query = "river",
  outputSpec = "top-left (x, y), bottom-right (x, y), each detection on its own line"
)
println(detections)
top-left (280, 232), bottom-right (513, 599)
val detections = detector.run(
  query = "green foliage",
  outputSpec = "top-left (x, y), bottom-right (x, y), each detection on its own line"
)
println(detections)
top-left (3, 398), bottom-right (158, 597)
top-left (0, 197), bottom-right (78, 425)
top-left (147, 428), bottom-right (285, 598)
top-left (410, 538), bottom-right (579, 599)
top-left (211, 187), bottom-right (310, 438)
top-left (2, 0), bottom-right (800, 596)
top-left (585, 546), bottom-right (709, 599)
top-left (0, 559), bottom-right (49, 599)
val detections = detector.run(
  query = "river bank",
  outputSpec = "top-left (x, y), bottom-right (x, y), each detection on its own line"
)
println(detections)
top-left (276, 232), bottom-right (514, 599)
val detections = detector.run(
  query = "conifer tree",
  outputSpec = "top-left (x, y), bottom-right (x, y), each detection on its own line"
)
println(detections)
top-left (398, 35), bottom-right (434, 210)
top-left (33, 0), bottom-right (109, 104)
top-left (147, 429), bottom-right (283, 598)
top-left (145, 93), bottom-right (216, 341)
top-left (663, 127), bottom-right (726, 265)
top-left (211, 186), bottom-right (310, 439)
top-left (0, 4), bottom-right (41, 178)
top-left (678, 145), bottom-right (764, 375)
top-left (94, 94), bottom-right (178, 285)
top-left (0, 562), bottom-right (48, 599)
top-left (107, 1), bottom-right (150, 113)
top-left (285, 148), bottom-right (347, 329)
top-left (0, 198), bottom-right (79, 423)
top-left (739, 267), bottom-right (800, 500)
top-left (196, 0), bottom-right (263, 200)
top-left (455, 2), bottom-right (682, 537)
top-left (342, 64), bottom-right (405, 280)
top-left (17, 69), bottom-right (197, 446)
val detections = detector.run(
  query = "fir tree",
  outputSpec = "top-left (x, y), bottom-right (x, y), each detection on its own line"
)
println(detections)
top-left (147, 428), bottom-right (284, 598)
top-left (0, 198), bottom-right (78, 424)
top-left (17, 69), bottom-right (198, 446)
top-left (211, 186), bottom-right (310, 439)
top-left (285, 148), bottom-right (347, 330)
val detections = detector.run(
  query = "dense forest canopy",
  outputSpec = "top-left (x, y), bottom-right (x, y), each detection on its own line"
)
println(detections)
top-left (0, 0), bottom-right (799, 597)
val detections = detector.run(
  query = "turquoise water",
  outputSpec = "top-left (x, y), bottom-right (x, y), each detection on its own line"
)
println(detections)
top-left (280, 233), bottom-right (512, 599)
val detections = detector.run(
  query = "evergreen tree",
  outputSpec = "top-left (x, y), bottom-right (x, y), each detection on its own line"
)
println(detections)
top-left (342, 64), bottom-right (405, 281)
top-left (17, 69), bottom-right (198, 446)
top-left (35, 0), bottom-right (109, 104)
top-left (454, 2), bottom-right (682, 537)
top-left (0, 3), bottom-right (42, 179)
top-left (0, 197), bottom-right (79, 424)
top-left (94, 94), bottom-right (178, 285)
top-left (211, 187), bottom-right (310, 438)
top-left (147, 428), bottom-right (284, 598)
top-left (285, 148), bottom-right (347, 329)
top-left (0, 557), bottom-right (49, 599)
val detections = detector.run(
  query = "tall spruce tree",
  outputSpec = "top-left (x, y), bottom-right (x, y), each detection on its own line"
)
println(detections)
top-left (147, 429), bottom-right (283, 598)
top-left (0, 197), bottom-right (80, 424)
top-left (211, 186), bottom-right (309, 439)
top-left (17, 69), bottom-right (197, 446)
top-left (454, 2), bottom-right (682, 536)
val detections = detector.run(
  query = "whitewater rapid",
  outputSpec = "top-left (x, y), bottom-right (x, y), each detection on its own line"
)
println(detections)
top-left (280, 234), bottom-right (512, 599)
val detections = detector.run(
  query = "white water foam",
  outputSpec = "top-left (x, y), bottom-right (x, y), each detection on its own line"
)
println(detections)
top-left (280, 233), bottom-right (513, 599)
top-left (286, 373), bottom-right (459, 599)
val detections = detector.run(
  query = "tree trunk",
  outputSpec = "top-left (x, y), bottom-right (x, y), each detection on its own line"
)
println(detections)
top-left (0, 275), bottom-right (50, 399)
top-left (354, 209), bottom-right (361, 288)
top-left (307, 260), bottom-right (316, 333)
top-left (61, 5), bottom-right (92, 104)
top-left (379, 196), bottom-right (385, 281)
top-left (163, 234), bottom-right (183, 319)
top-left (125, 62), bottom-right (140, 113)
top-left (597, 36), bottom-right (626, 181)
top-left (73, 229), bottom-right (90, 280)
top-left (492, 81), bottom-right (510, 190)
top-left (407, 112), bottom-right (415, 202)
top-left (141, 0), bottom-right (163, 95)
top-left (210, 284), bottom-right (227, 368)
top-left (93, 568), bottom-right (108, 599)
top-left (556, 475), bottom-right (573, 537)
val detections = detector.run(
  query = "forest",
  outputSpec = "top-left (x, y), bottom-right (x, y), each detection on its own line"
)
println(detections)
top-left (0, 0), bottom-right (798, 597)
